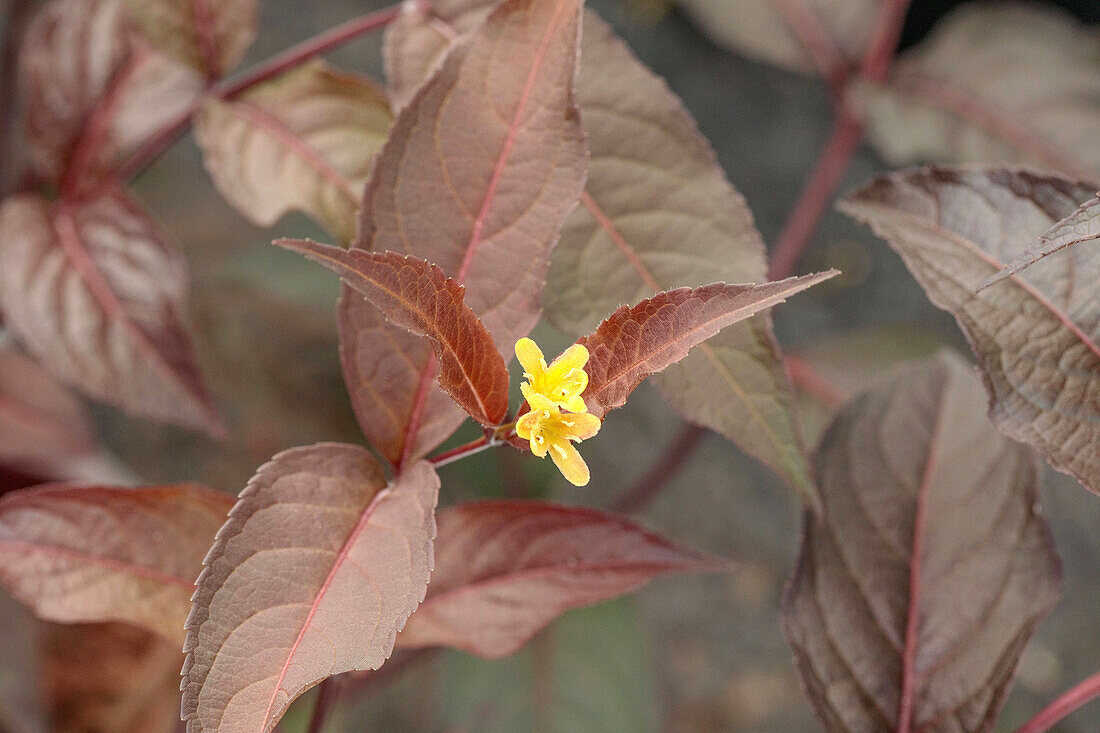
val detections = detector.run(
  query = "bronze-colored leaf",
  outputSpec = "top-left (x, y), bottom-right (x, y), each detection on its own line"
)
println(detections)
top-left (382, 0), bottom-right (495, 110)
top-left (337, 294), bottom-right (466, 467)
top-left (182, 446), bottom-right (439, 733)
top-left (0, 339), bottom-right (98, 479)
top-left (41, 622), bottom-right (181, 733)
top-left (782, 352), bottom-right (1061, 732)
top-left (550, 13), bottom-right (818, 495)
top-left (384, 9), bottom-right (818, 496)
top-left (195, 60), bottom-right (393, 244)
top-left (840, 167), bottom-right (1100, 494)
top-left (122, 0), bottom-right (257, 77)
top-left (20, 0), bottom-right (203, 189)
top-left (276, 242), bottom-right (510, 428)
top-left (579, 274), bottom-right (836, 419)
top-left (345, 0), bottom-right (586, 466)
top-left (397, 500), bottom-right (721, 658)
top-left (676, 0), bottom-right (876, 75)
top-left (985, 192), bottom-right (1100, 287)
top-left (0, 484), bottom-right (231, 644)
top-left (859, 4), bottom-right (1100, 180)
top-left (0, 192), bottom-right (222, 434)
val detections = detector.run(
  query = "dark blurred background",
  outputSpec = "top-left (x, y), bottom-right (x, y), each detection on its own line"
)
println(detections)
top-left (1, 0), bottom-right (1098, 731)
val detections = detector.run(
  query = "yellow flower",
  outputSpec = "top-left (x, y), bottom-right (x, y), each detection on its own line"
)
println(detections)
top-left (515, 337), bottom-right (590, 413)
top-left (516, 392), bottom-right (601, 487)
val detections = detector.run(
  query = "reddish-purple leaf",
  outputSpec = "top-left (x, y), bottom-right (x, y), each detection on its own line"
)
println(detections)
top-left (0, 339), bottom-right (98, 479)
top-left (782, 353), bottom-right (1061, 733)
top-left (20, 0), bottom-right (202, 190)
top-left (338, 294), bottom-right (466, 466)
top-left (345, 0), bottom-right (586, 466)
top-left (277, 241), bottom-right (509, 428)
top-left (984, 192), bottom-right (1100, 288)
top-left (41, 622), bottom-right (182, 733)
top-left (579, 274), bottom-right (836, 419)
top-left (182, 446), bottom-right (439, 733)
top-left (0, 191), bottom-right (222, 434)
top-left (122, 0), bottom-right (257, 78)
top-left (397, 500), bottom-right (721, 658)
top-left (840, 167), bottom-right (1100, 495)
top-left (0, 484), bottom-right (231, 644)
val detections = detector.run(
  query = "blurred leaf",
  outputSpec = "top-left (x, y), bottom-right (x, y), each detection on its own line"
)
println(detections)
top-left (580, 276), bottom-right (835, 423)
top-left (19, 0), bottom-right (202, 189)
top-left (0, 484), bottom-right (230, 643)
top-left (549, 13), bottom-right (818, 496)
top-left (443, 598), bottom-right (657, 732)
top-left (841, 167), bottom-right (1100, 495)
top-left (0, 590), bottom-right (45, 733)
top-left (0, 192), bottom-right (222, 434)
top-left (858, 4), bottom-right (1100, 180)
top-left (783, 352), bottom-right (1061, 732)
top-left (195, 60), bottom-right (392, 244)
top-left (0, 339), bottom-right (98, 477)
top-left (41, 622), bottom-right (180, 733)
top-left (123, 0), bottom-right (257, 77)
top-left (276, 243), bottom-right (510, 430)
top-left (676, 0), bottom-right (876, 75)
top-left (986, 192), bottom-right (1100, 286)
top-left (398, 500), bottom-right (720, 657)
top-left (344, 0), bottom-right (586, 465)
top-left (183, 448), bottom-right (438, 733)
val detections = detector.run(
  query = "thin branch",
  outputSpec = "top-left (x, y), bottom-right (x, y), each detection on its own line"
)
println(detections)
top-left (785, 354), bottom-right (847, 407)
top-left (859, 0), bottom-right (913, 82)
top-left (767, 104), bottom-right (863, 280)
top-left (107, 2), bottom-right (404, 186)
top-left (429, 435), bottom-right (494, 467)
top-left (1016, 671), bottom-right (1100, 733)
top-left (612, 424), bottom-right (705, 514)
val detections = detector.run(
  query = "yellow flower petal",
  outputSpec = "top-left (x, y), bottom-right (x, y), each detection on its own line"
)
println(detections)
top-left (547, 343), bottom-right (589, 375)
top-left (549, 440), bottom-right (590, 486)
top-left (559, 412), bottom-right (601, 441)
top-left (514, 337), bottom-right (546, 378)
top-left (524, 389), bottom-right (558, 413)
top-left (562, 394), bottom-right (587, 413)
top-left (515, 411), bottom-right (538, 439)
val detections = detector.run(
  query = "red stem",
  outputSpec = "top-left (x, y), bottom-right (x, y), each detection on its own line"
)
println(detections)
top-left (306, 677), bottom-right (341, 733)
top-left (428, 435), bottom-right (494, 468)
top-left (1016, 671), bottom-right (1100, 733)
top-left (108, 3), bottom-right (404, 186)
top-left (767, 104), bottom-right (863, 281)
top-left (859, 0), bottom-right (913, 82)
top-left (785, 355), bottom-right (847, 407)
top-left (611, 424), bottom-right (705, 514)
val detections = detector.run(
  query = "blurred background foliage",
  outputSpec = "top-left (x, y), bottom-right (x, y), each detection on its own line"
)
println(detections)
top-left (1, 0), bottom-right (1098, 730)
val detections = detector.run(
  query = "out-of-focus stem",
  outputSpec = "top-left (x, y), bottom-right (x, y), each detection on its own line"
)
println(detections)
top-left (1015, 671), bottom-right (1100, 733)
top-left (769, 0), bottom-right (849, 89)
top-left (108, 3), bottom-right (404, 186)
top-left (611, 424), bottom-right (705, 514)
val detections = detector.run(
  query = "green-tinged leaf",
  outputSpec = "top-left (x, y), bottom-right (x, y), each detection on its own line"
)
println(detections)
top-left (342, 0), bottom-right (587, 465)
top-left (547, 14), bottom-right (818, 496)
top-left (398, 501), bottom-right (721, 657)
top-left (182, 447), bottom-right (439, 733)
top-left (195, 60), bottom-right (393, 243)
top-left (443, 599), bottom-right (657, 733)
top-left (579, 275), bottom-right (836, 423)
top-left (858, 4), bottom-right (1100, 180)
top-left (676, 0), bottom-right (876, 75)
top-left (783, 352), bottom-right (1061, 732)
top-left (0, 484), bottom-right (231, 644)
top-left (0, 192), bottom-right (222, 435)
top-left (840, 167), bottom-right (1100, 495)
top-left (276, 242), bottom-right (510, 428)
top-left (123, 0), bottom-right (257, 77)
